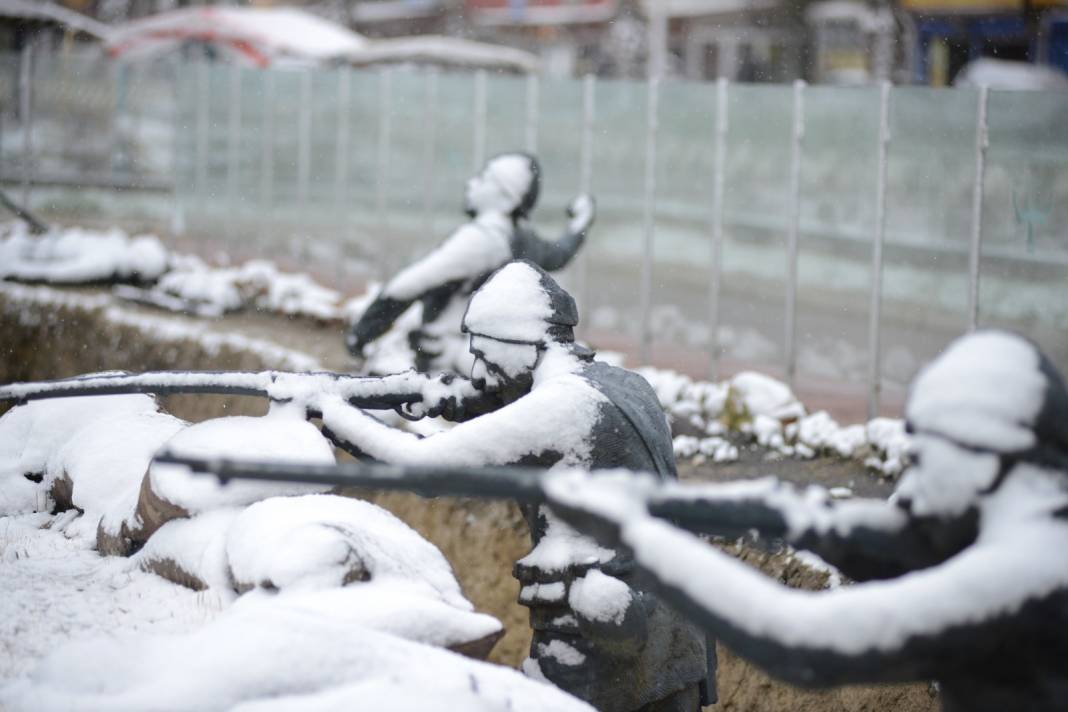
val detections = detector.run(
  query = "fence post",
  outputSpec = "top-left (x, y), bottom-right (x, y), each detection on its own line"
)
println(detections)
top-left (170, 59), bottom-right (186, 238)
top-left (225, 63), bottom-right (242, 242)
top-left (639, 76), bottom-right (660, 365)
top-left (422, 67), bottom-right (439, 237)
top-left (335, 66), bottom-right (351, 210)
top-left (784, 80), bottom-right (806, 390)
top-left (867, 81), bottom-right (892, 421)
top-left (376, 67), bottom-right (394, 278)
top-left (526, 73), bottom-right (539, 154)
top-left (196, 60), bottom-right (210, 202)
top-left (19, 39), bottom-right (33, 208)
top-left (708, 77), bottom-right (729, 381)
top-left (260, 69), bottom-right (275, 243)
top-left (576, 73), bottom-right (596, 339)
top-left (473, 69), bottom-right (487, 171)
top-left (297, 70), bottom-right (312, 215)
top-left (967, 85), bottom-right (989, 332)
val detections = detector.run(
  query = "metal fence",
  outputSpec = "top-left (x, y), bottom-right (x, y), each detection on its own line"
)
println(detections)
top-left (3, 46), bottom-right (1067, 418)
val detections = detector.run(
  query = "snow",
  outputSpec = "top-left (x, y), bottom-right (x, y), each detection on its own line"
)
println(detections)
top-left (462, 261), bottom-right (555, 343)
top-left (144, 256), bottom-right (343, 321)
top-left (0, 223), bottom-right (168, 284)
top-left (106, 7), bottom-right (368, 66)
top-left (906, 331), bottom-right (1045, 453)
top-left (149, 411), bottom-right (334, 516)
top-left (348, 35), bottom-right (539, 73)
top-left (537, 639), bottom-right (586, 667)
top-left (132, 508), bottom-right (241, 595)
top-left (385, 215), bottom-right (512, 302)
top-left (892, 434), bottom-right (1001, 516)
top-left (226, 494), bottom-right (470, 608)
top-left (1, 595), bottom-right (589, 712)
top-left (729, 371), bottom-right (806, 422)
top-left (0, 513), bottom-right (223, 681)
top-left (0, 395), bottom-right (183, 535)
top-left (516, 507), bottom-right (615, 574)
top-left (569, 569), bottom-right (632, 625)
top-left (316, 359), bottom-right (602, 470)
top-left (519, 581), bottom-right (567, 604)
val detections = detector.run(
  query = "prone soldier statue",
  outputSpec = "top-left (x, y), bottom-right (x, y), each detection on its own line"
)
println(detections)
top-left (347, 153), bottom-right (595, 374)
top-left (324, 261), bottom-right (713, 712)
top-left (543, 330), bottom-right (1068, 712)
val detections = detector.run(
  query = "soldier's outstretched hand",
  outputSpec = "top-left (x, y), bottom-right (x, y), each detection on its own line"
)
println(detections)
top-left (567, 194), bottom-right (596, 235)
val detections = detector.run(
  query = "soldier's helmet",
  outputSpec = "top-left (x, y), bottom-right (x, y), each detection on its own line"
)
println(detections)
top-left (462, 260), bottom-right (577, 345)
top-left (897, 330), bottom-right (1068, 515)
top-left (906, 330), bottom-right (1067, 460)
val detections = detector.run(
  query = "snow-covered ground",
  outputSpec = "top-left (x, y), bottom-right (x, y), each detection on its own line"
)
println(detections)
top-left (0, 390), bottom-right (599, 711)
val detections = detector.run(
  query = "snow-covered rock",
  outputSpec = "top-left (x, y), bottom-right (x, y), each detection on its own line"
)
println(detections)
top-left (132, 508), bottom-right (241, 594)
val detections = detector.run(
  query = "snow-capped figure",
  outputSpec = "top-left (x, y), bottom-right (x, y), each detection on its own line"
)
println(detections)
top-left (346, 153), bottom-right (595, 374)
top-left (321, 261), bottom-right (712, 712)
top-left (543, 330), bottom-right (1068, 712)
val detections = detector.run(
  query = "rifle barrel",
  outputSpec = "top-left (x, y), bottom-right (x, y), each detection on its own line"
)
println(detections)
top-left (153, 452), bottom-right (547, 503)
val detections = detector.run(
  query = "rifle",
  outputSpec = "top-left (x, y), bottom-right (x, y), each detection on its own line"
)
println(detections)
top-left (0, 369), bottom-right (480, 414)
top-left (153, 452), bottom-right (792, 541)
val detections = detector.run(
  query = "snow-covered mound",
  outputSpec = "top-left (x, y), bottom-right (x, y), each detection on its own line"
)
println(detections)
top-left (640, 366), bottom-right (911, 477)
top-left (0, 222), bottom-right (168, 284)
top-left (124, 255), bottom-right (343, 321)
top-left (0, 593), bottom-right (589, 712)
top-left (108, 408), bottom-right (334, 551)
top-left (226, 495), bottom-right (467, 603)
top-left (0, 395), bottom-right (185, 539)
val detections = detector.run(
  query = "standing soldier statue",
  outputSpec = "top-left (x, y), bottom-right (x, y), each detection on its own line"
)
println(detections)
top-left (347, 153), bottom-right (595, 374)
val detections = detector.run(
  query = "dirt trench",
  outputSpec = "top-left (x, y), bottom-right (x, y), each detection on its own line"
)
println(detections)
top-left (0, 285), bottom-right (939, 712)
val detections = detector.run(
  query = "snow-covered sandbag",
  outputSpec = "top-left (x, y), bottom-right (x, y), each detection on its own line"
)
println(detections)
top-left (116, 410), bottom-right (334, 551)
top-left (225, 495), bottom-right (468, 607)
top-left (0, 224), bottom-right (169, 284)
top-left (0, 395), bottom-right (184, 542)
top-left (0, 600), bottom-right (591, 712)
top-left (232, 586), bottom-right (503, 659)
top-left (132, 509), bottom-right (241, 594)
top-left (142, 256), bottom-right (342, 321)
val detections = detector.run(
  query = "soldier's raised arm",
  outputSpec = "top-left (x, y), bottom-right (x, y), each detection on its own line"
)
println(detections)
top-left (511, 194), bottom-right (595, 272)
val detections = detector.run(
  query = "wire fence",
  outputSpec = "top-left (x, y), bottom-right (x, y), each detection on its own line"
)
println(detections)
top-left (3, 45), bottom-right (1067, 418)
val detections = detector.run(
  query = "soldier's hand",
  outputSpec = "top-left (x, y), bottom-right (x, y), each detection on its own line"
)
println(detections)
top-left (567, 194), bottom-right (596, 234)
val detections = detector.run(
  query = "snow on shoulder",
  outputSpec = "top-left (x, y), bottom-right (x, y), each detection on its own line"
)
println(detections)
top-left (907, 330), bottom-right (1045, 452)
top-left (463, 261), bottom-right (554, 343)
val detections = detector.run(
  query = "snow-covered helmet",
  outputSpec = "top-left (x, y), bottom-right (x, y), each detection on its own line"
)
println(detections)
top-left (906, 330), bottom-right (1068, 463)
top-left (461, 261), bottom-right (578, 345)
top-left (897, 330), bottom-right (1068, 515)
top-left (485, 153), bottom-right (541, 220)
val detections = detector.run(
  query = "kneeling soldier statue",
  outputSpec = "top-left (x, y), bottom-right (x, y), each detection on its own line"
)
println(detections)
top-left (324, 260), bottom-right (713, 712)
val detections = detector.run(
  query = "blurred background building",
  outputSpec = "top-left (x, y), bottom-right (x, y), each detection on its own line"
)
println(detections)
top-left (3, 0), bottom-right (1068, 84)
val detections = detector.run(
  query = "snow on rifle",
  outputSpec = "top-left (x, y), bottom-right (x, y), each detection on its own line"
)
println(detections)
top-left (0, 368), bottom-right (481, 413)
